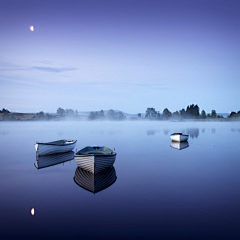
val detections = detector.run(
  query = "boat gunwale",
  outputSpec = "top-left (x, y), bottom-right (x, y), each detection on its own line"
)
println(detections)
top-left (75, 146), bottom-right (116, 156)
top-left (35, 140), bottom-right (77, 146)
top-left (74, 152), bottom-right (117, 157)
top-left (170, 133), bottom-right (189, 136)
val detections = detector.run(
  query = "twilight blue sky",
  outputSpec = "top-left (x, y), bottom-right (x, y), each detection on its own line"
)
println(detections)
top-left (0, 0), bottom-right (239, 113)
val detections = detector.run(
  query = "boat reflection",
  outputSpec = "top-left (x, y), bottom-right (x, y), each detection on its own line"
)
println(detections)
top-left (74, 166), bottom-right (117, 194)
top-left (34, 151), bottom-right (74, 169)
top-left (170, 141), bottom-right (189, 150)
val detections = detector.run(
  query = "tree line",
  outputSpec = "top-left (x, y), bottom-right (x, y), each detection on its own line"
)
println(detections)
top-left (0, 106), bottom-right (240, 121)
top-left (143, 104), bottom-right (226, 120)
top-left (88, 109), bottom-right (125, 120)
top-left (229, 111), bottom-right (240, 118)
top-left (32, 108), bottom-right (79, 120)
top-left (56, 108), bottom-right (78, 116)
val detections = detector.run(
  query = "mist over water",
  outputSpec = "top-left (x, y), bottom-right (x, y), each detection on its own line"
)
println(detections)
top-left (0, 121), bottom-right (240, 239)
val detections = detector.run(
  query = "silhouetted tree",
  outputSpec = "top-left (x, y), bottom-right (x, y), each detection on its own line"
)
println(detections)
top-left (45, 113), bottom-right (51, 120)
top-left (2, 112), bottom-right (17, 121)
top-left (211, 110), bottom-right (217, 118)
top-left (201, 110), bottom-right (206, 119)
top-left (66, 109), bottom-right (74, 116)
top-left (162, 108), bottom-right (172, 119)
top-left (186, 104), bottom-right (199, 118)
top-left (229, 111), bottom-right (240, 118)
top-left (229, 111), bottom-right (236, 117)
top-left (179, 108), bottom-right (186, 118)
top-left (172, 111), bottom-right (180, 118)
top-left (2, 111), bottom-right (10, 120)
top-left (115, 112), bottom-right (125, 120)
top-left (57, 107), bottom-right (65, 116)
top-left (107, 109), bottom-right (125, 120)
top-left (89, 111), bottom-right (97, 120)
top-left (107, 109), bottom-right (115, 119)
top-left (138, 113), bottom-right (141, 118)
top-left (88, 110), bottom-right (106, 120)
top-left (0, 108), bottom-right (10, 114)
top-left (36, 111), bottom-right (45, 119)
top-left (145, 108), bottom-right (157, 119)
top-left (99, 110), bottom-right (105, 119)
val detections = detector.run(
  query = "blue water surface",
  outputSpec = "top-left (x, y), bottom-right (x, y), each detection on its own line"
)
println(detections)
top-left (0, 121), bottom-right (240, 240)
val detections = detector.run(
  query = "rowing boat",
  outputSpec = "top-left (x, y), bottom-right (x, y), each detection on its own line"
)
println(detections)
top-left (170, 133), bottom-right (189, 142)
top-left (35, 139), bottom-right (77, 156)
top-left (74, 146), bottom-right (116, 173)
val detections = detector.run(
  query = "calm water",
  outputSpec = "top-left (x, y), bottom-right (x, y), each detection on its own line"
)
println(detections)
top-left (0, 121), bottom-right (240, 240)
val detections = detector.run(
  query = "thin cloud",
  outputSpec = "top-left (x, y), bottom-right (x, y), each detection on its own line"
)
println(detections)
top-left (0, 62), bottom-right (78, 73)
top-left (34, 60), bottom-right (53, 65)
top-left (32, 66), bottom-right (78, 73)
top-left (0, 61), bottom-right (26, 71)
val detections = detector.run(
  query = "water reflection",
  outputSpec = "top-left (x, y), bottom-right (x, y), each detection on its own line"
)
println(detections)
top-left (186, 128), bottom-right (199, 138)
top-left (34, 151), bottom-right (74, 169)
top-left (163, 130), bottom-right (169, 135)
top-left (74, 167), bottom-right (117, 194)
top-left (0, 130), bottom-right (9, 135)
top-left (147, 130), bottom-right (159, 136)
top-left (231, 128), bottom-right (240, 133)
top-left (170, 141), bottom-right (189, 150)
top-left (212, 128), bottom-right (216, 134)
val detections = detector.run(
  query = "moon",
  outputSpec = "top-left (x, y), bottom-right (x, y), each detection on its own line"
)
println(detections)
top-left (31, 208), bottom-right (35, 215)
top-left (30, 26), bottom-right (34, 31)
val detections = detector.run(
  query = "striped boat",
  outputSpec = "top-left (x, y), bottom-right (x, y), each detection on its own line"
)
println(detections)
top-left (170, 133), bottom-right (189, 142)
top-left (170, 141), bottom-right (189, 150)
top-left (35, 139), bottom-right (77, 156)
top-left (74, 146), bottom-right (116, 173)
top-left (74, 166), bottom-right (117, 194)
top-left (34, 151), bottom-right (74, 169)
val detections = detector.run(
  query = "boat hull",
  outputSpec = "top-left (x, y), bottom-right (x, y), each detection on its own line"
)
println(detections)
top-left (74, 154), bottom-right (116, 173)
top-left (170, 134), bottom-right (189, 142)
top-left (35, 141), bottom-right (77, 156)
top-left (74, 166), bottom-right (117, 193)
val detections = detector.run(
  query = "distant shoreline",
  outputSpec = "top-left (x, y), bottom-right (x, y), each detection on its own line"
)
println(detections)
top-left (0, 112), bottom-right (239, 122)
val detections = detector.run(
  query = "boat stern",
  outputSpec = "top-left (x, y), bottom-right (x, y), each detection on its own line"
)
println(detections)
top-left (34, 143), bottom-right (38, 152)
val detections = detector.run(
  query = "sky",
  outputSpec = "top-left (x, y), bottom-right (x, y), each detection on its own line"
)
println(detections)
top-left (0, 0), bottom-right (239, 114)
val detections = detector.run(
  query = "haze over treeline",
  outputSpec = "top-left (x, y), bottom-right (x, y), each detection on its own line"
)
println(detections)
top-left (1, 104), bottom-right (240, 121)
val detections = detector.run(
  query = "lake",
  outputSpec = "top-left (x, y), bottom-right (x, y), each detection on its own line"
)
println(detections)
top-left (0, 121), bottom-right (240, 239)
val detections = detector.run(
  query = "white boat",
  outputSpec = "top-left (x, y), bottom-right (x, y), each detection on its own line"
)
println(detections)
top-left (170, 141), bottom-right (189, 150)
top-left (34, 151), bottom-right (74, 169)
top-left (35, 139), bottom-right (77, 156)
top-left (170, 133), bottom-right (189, 142)
top-left (74, 166), bottom-right (117, 194)
top-left (74, 146), bottom-right (116, 173)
